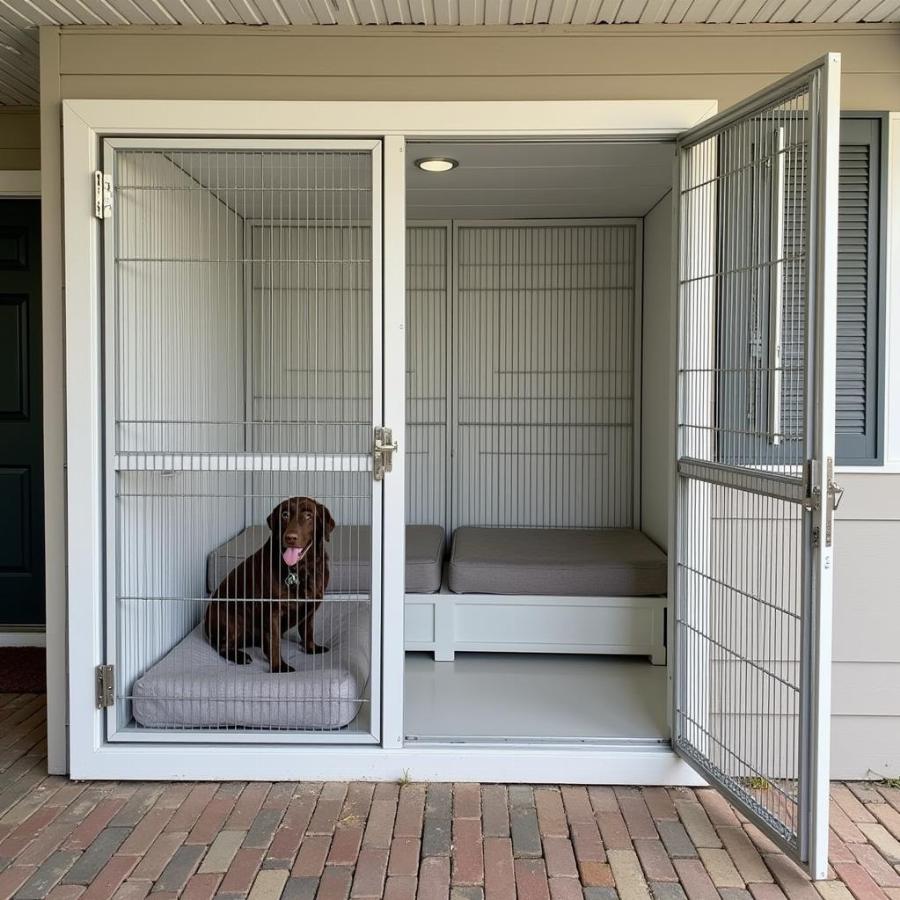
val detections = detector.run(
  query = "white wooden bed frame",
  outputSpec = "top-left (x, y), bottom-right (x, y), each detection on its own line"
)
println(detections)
top-left (404, 587), bottom-right (667, 664)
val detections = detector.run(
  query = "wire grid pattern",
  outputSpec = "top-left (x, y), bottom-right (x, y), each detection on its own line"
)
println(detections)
top-left (452, 223), bottom-right (637, 530)
top-left (406, 225), bottom-right (450, 532)
top-left (675, 74), bottom-right (821, 851)
top-left (108, 148), bottom-right (375, 737)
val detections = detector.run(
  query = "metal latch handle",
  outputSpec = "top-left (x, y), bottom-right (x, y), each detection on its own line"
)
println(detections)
top-left (374, 427), bottom-right (398, 482)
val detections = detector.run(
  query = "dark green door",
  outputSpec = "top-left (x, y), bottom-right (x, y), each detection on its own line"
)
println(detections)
top-left (0, 199), bottom-right (44, 626)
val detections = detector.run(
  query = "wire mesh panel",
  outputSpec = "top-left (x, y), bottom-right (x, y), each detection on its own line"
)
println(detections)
top-left (674, 57), bottom-right (839, 873)
top-left (104, 141), bottom-right (381, 742)
top-left (452, 222), bottom-right (638, 530)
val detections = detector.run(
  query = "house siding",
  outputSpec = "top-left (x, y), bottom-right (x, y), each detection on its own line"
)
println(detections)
top-left (40, 23), bottom-right (900, 778)
top-left (0, 108), bottom-right (40, 170)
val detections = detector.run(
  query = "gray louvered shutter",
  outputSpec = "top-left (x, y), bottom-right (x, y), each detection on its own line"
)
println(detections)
top-left (836, 118), bottom-right (882, 463)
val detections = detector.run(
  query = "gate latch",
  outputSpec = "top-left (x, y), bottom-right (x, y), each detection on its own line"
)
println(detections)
top-left (825, 457), bottom-right (844, 548)
top-left (374, 427), bottom-right (398, 482)
top-left (96, 665), bottom-right (115, 709)
top-left (94, 171), bottom-right (112, 220)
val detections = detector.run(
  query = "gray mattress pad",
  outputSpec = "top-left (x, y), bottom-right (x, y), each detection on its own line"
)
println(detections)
top-left (448, 527), bottom-right (667, 597)
top-left (131, 601), bottom-right (371, 731)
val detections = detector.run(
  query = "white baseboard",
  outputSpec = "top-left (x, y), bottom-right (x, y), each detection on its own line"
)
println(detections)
top-left (0, 632), bottom-right (46, 648)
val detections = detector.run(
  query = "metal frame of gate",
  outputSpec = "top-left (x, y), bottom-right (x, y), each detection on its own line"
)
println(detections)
top-left (671, 54), bottom-right (841, 879)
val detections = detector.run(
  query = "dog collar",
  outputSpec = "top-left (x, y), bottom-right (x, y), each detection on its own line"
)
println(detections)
top-left (284, 571), bottom-right (299, 587)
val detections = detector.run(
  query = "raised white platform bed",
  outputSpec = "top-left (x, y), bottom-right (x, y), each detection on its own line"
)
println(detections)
top-left (404, 587), bottom-right (667, 665)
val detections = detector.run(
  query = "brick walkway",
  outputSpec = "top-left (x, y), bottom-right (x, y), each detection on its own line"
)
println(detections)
top-left (0, 694), bottom-right (899, 900)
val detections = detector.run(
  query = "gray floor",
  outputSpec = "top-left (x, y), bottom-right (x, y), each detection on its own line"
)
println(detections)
top-left (404, 652), bottom-right (669, 744)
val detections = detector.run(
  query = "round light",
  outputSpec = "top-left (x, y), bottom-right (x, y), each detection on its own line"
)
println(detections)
top-left (415, 157), bottom-right (458, 173)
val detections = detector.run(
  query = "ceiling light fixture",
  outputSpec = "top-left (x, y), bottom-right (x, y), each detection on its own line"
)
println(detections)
top-left (415, 157), bottom-right (459, 173)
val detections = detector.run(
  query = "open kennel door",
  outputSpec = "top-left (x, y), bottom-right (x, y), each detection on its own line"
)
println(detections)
top-left (671, 55), bottom-right (840, 878)
top-left (100, 138), bottom-right (384, 743)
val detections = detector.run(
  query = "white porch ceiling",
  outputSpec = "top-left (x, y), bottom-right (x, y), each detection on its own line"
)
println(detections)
top-left (1, 0), bottom-right (899, 107)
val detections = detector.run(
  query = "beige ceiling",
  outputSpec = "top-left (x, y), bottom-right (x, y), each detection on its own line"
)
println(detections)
top-left (1, 0), bottom-right (898, 107)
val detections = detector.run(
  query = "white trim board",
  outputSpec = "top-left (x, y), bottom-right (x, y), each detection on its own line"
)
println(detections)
top-left (0, 632), bottom-right (46, 648)
top-left (0, 170), bottom-right (40, 197)
top-left (60, 97), bottom-right (717, 781)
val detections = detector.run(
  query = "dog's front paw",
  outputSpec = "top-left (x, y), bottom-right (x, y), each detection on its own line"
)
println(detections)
top-left (304, 643), bottom-right (330, 655)
top-left (271, 661), bottom-right (295, 673)
top-left (231, 650), bottom-right (252, 665)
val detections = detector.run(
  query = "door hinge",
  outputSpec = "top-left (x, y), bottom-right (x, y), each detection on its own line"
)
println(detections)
top-left (373, 426), bottom-right (398, 482)
top-left (95, 665), bottom-right (115, 709)
top-left (94, 171), bottom-right (112, 220)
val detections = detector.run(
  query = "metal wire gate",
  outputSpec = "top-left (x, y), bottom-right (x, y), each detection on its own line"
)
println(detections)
top-left (673, 56), bottom-right (839, 873)
top-left (102, 139), bottom-right (383, 742)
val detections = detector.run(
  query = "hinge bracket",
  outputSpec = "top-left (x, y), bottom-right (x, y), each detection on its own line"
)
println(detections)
top-left (96, 665), bottom-right (114, 709)
top-left (373, 427), bottom-right (398, 482)
top-left (94, 171), bottom-right (112, 220)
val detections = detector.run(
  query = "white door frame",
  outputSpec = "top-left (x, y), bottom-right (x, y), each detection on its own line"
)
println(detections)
top-left (61, 97), bottom-right (714, 781)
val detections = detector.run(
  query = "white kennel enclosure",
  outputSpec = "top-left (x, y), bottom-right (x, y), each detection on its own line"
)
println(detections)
top-left (63, 54), bottom-right (841, 877)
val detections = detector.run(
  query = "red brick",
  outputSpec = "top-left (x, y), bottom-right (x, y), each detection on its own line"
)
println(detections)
top-left (129, 832), bottom-right (187, 881)
top-left (454, 785), bottom-right (481, 820)
top-left (185, 794), bottom-right (237, 846)
top-left (634, 838), bottom-right (679, 882)
top-left (319, 865), bottom-right (354, 900)
top-left (870, 805), bottom-right (900, 842)
top-left (328, 826), bottom-right (364, 866)
top-left (560, 787), bottom-right (594, 826)
top-left (375, 784), bottom-right (400, 803)
top-left (46, 887), bottom-right (88, 900)
top-left (308, 784), bottom-right (350, 836)
top-left (765, 854), bottom-right (821, 900)
top-left (589, 787), bottom-right (619, 815)
top-left (617, 792), bottom-right (659, 841)
top-left (364, 799), bottom-right (398, 850)
top-left (117, 808), bottom-right (174, 856)
top-left (418, 856), bottom-right (451, 900)
top-left (268, 792), bottom-right (320, 864)
top-left (831, 832), bottom-right (857, 864)
top-left (389, 837), bottom-right (421, 878)
top-left (218, 847), bottom-right (265, 895)
top-left (598, 812), bottom-right (633, 851)
top-left (484, 837), bottom-right (515, 900)
top-left (750, 884), bottom-right (791, 900)
top-left (571, 822), bottom-right (606, 864)
top-left (549, 876), bottom-right (582, 900)
top-left (343, 783), bottom-right (376, 823)
top-left (17, 822), bottom-right (76, 866)
top-left (226, 783), bottom-right (271, 831)
top-left (292, 834), bottom-right (332, 877)
top-left (673, 857), bottom-right (721, 900)
top-left (395, 786), bottom-right (427, 839)
top-left (696, 790), bottom-right (741, 827)
top-left (643, 789), bottom-right (679, 822)
top-left (180, 872), bottom-right (222, 900)
top-left (579, 861), bottom-right (615, 887)
top-left (385, 875), bottom-right (418, 900)
top-left (850, 844), bottom-right (900, 888)
top-left (832, 803), bottom-right (869, 844)
top-left (63, 800), bottom-right (126, 850)
top-left (543, 838), bottom-right (578, 879)
top-left (351, 846), bottom-right (389, 898)
top-left (165, 784), bottom-right (218, 834)
top-left (80, 856), bottom-right (138, 900)
top-left (831, 788), bottom-right (877, 825)
top-left (535, 790), bottom-right (568, 838)
top-left (453, 818), bottom-right (483, 886)
top-left (515, 859), bottom-right (551, 900)
top-left (0, 865), bottom-right (36, 896)
top-left (833, 863), bottom-right (892, 900)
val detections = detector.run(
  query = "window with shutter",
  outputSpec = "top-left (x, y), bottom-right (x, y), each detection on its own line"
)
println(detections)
top-left (836, 117), bottom-right (883, 464)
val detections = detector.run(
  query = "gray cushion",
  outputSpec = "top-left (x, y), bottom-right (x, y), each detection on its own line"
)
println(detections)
top-left (207, 524), bottom-right (445, 595)
top-left (132, 601), bottom-right (370, 731)
top-left (448, 527), bottom-right (667, 597)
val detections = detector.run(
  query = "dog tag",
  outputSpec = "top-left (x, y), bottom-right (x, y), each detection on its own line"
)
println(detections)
top-left (284, 572), bottom-right (299, 587)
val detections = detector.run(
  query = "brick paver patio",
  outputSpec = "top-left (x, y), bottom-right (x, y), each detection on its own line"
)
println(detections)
top-left (0, 693), bottom-right (898, 900)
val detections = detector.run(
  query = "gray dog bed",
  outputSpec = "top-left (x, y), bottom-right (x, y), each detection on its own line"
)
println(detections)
top-left (132, 601), bottom-right (370, 731)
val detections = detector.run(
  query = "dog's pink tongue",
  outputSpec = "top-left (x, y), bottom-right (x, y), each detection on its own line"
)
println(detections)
top-left (283, 547), bottom-right (302, 566)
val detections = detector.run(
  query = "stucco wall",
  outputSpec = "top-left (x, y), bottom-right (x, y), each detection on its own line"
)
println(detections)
top-left (39, 23), bottom-right (900, 777)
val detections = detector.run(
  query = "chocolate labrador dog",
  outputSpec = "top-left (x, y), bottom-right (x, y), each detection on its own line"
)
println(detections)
top-left (204, 496), bottom-right (336, 673)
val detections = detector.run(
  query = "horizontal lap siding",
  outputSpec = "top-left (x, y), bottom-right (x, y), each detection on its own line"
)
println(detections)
top-left (0, 109), bottom-right (40, 170)
top-left (55, 26), bottom-right (900, 109)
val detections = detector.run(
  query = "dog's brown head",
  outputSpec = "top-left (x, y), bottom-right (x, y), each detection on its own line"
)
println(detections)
top-left (267, 497), bottom-right (335, 567)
